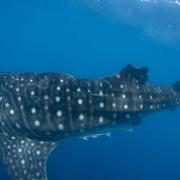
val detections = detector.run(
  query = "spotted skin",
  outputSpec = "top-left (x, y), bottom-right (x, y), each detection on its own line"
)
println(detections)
top-left (0, 65), bottom-right (179, 180)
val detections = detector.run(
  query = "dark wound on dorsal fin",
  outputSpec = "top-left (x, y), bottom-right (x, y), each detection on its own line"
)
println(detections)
top-left (119, 64), bottom-right (149, 84)
top-left (0, 131), bottom-right (57, 180)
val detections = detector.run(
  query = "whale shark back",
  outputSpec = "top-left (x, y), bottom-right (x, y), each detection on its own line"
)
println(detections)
top-left (0, 66), bottom-right (179, 180)
top-left (0, 69), bottom-right (148, 180)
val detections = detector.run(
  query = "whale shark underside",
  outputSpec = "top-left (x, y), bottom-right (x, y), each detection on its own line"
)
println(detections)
top-left (0, 64), bottom-right (180, 180)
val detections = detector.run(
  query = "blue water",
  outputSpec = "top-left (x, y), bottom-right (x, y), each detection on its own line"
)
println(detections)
top-left (0, 0), bottom-right (180, 180)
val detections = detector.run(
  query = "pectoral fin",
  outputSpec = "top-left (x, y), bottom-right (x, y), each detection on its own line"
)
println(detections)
top-left (0, 133), bottom-right (58, 180)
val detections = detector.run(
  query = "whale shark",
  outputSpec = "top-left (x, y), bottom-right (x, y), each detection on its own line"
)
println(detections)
top-left (0, 64), bottom-right (180, 180)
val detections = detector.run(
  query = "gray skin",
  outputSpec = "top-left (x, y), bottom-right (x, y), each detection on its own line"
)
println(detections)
top-left (0, 64), bottom-right (179, 180)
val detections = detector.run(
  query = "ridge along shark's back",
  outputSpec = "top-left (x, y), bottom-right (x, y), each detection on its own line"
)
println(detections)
top-left (0, 64), bottom-right (179, 180)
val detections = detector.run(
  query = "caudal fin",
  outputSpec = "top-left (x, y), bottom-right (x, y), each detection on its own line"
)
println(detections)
top-left (172, 81), bottom-right (180, 92)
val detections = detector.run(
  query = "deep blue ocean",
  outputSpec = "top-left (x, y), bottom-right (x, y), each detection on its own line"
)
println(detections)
top-left (1, 0), bottom-right (180, 180)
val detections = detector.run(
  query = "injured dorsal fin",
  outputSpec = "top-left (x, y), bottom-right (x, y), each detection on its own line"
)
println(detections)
top-left (119, 64), bottom-right (149, 84)
top-left (103, 64), bottom-right (149, 87)
top-left (0, 131), bottom-right (58, 180)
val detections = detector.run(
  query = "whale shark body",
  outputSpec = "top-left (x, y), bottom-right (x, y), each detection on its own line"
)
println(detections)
top-left (0, 64), bottom-right (180, 180)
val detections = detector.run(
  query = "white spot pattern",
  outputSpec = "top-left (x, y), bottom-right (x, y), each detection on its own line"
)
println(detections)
top-left (0, 70), bottom-right (179, 180)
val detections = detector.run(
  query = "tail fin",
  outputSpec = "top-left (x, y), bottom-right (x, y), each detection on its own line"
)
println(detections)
top-left (172, 81), bottom-right (180, 92)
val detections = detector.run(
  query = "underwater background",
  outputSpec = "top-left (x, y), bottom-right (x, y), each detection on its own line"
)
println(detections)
top-left (0, 0), bottom-right (180, 179)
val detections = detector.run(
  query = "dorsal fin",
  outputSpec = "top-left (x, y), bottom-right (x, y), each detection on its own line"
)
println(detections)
top-left (172, 81), bottom-right (180, 92)
top-left (119, 64), bottom-right (149, 84)
top-left (103, 64), bottom-right (149, 88)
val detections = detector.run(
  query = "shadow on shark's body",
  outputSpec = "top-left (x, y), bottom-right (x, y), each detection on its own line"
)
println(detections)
top-left (0, 64), bottom-right (179, 180)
